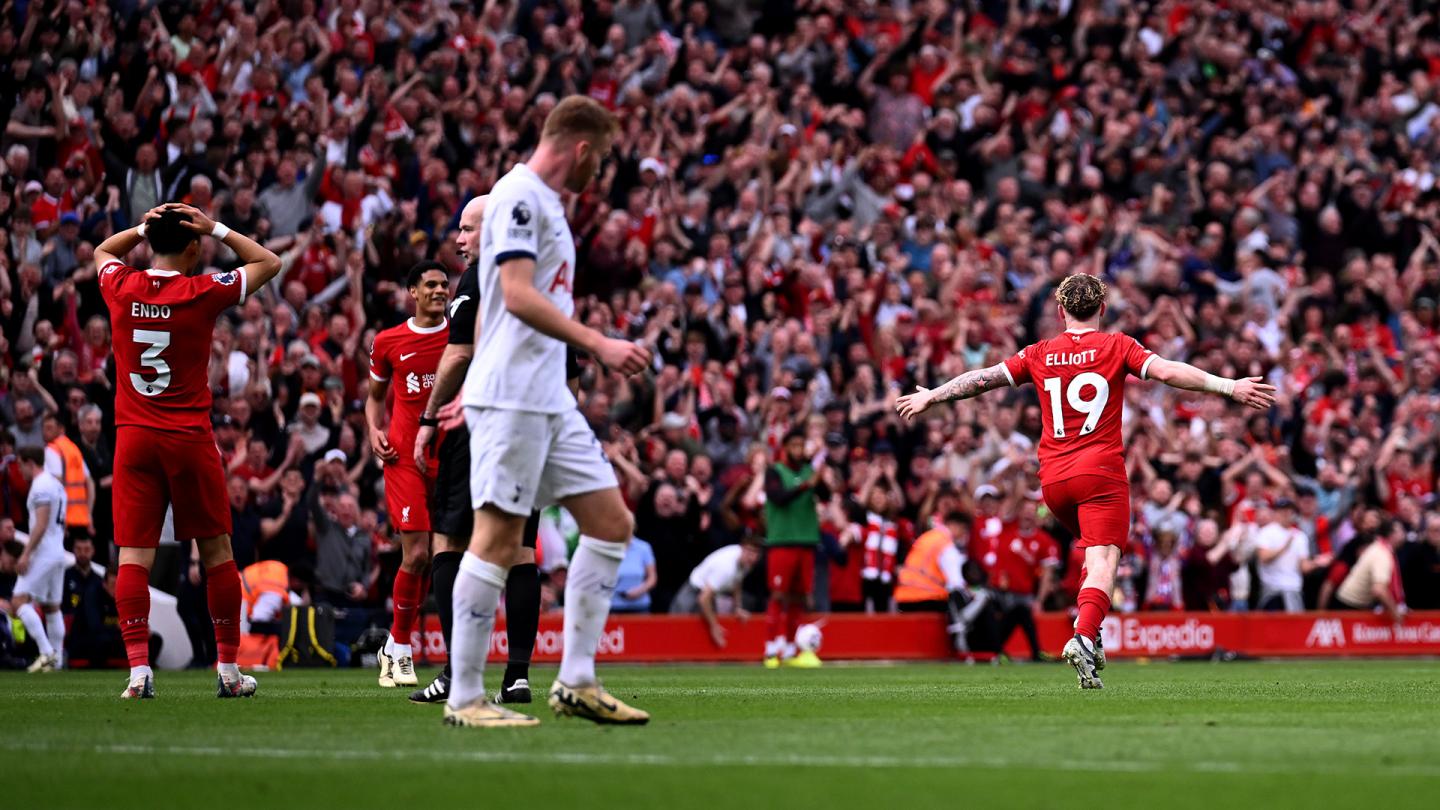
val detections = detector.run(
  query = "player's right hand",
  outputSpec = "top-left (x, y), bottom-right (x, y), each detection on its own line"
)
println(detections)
top-left (709, 623), bottom-right (727, 648)
top-left (370, 430), bottom-right (399, 464)
top-left (1230, 377), bottom-right (1278, 410)
top-left (895, 386), bottom-right (936, 421)
top-left (596, 337), bottom-right (652, 376)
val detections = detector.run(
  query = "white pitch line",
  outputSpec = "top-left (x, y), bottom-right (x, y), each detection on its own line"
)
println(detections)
top-left (3, 741), bottom-right (1437, 778)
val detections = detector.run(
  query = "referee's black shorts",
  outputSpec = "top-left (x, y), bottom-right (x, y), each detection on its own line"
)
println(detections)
top-left (430, 422), bottom-right (538, 548)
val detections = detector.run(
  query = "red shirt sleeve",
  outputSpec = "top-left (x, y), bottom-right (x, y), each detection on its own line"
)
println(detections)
top-left (1121, 334), bottom-right (1158, 379)
top-left (189, 269), bottom-right (247, 317)
top-left (368, 331), bottom-right (391, 383)
top-left (1002, 344), bottom-right (1035, 387)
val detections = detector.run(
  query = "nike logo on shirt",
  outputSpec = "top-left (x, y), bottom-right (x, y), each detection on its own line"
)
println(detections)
top-left (400, 352), bottom-right (417, 361)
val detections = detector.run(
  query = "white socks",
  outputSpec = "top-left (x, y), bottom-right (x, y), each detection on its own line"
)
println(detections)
top-left (44, 609), bottom-right (65, 664)
top-left (558, 536), bottom-right (625, 688)
top-left (130, 665), bottom-right (154, 681)
top-left (384, 634), bottom-right (412, 659)
top-left (18, 603), bottom-right (53, 658)
top-left (447, 553), bottom-right (507, 709)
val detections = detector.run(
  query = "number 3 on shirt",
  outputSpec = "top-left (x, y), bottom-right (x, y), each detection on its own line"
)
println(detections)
top-left (131, 329), bottom-right (172, 396)
top-left (1042, 372), bottom-right (1109, 437)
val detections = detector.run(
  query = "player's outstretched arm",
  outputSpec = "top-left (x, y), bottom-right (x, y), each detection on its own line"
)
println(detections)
top-left (165, 204), bottom-right (282, 294)
top-left (498, 257), bottom-right (650, 375)
top-left (895, 364), bottom-right (1010, 421)
top-left (1145, 358), bottom-right (1277, 410)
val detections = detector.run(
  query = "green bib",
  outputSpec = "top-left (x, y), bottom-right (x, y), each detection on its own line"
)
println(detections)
top-left (763, 463), bottom-right (820, 545)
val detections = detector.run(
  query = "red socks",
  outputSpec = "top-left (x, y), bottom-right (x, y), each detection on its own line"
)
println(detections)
top-left (765, 598), bottom-right (784, 642)
top-left (785, 601), bottom-right (805, 641)
top-left (116, 564), bottom-right (152, 668)
top-left (390, 568), bottom-right (425, 645)
top-left (1076, 587), bottom-right (1111, 643)
top-left (207, 560), bottom-right (242, 665)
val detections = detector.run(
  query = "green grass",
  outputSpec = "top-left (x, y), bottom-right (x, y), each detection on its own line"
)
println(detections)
top-left (4, 661), bottom-right (1439, 809)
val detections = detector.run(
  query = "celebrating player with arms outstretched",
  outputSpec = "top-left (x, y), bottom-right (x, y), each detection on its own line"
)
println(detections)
top-left (444, 96), bottom-right (651, 728)
top-left (897, 274), bottom-right (1275, 688)
top-left (366, 261), bottom-right (449, 689)
top-left (95, 204), bottom-right (281, 699)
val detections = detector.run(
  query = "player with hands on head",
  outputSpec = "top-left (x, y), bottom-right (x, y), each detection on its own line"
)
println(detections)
top-left (897, 274), bottom-right (1275, 689)
top-left (94, 201), bottom-right (281, 699)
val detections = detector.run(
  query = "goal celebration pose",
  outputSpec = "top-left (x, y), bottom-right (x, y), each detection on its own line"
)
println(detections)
top-left (897, 274), bottom-right (1275, 688)
top-left (366, 261), bottom-right (450, 689)
top-left (95, 204), bottom-right (282, 699)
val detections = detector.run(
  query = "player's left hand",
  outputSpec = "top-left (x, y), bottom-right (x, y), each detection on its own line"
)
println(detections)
top-left (164, 203), bottom-right (216, 234)
top-left (895, 386), bottom-right (936, 421)
top-left (16, 551), bottom-right (29, 576)
top-left (1231, 377), bottom-right (1278, 410)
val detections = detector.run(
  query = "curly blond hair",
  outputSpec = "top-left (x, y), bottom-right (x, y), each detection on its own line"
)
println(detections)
top-left (1055, 274), bottom-right (1107, 321)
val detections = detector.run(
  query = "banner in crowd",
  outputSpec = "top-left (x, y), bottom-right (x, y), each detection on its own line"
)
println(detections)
top-left (410, 611), bottom-right (1440, 665)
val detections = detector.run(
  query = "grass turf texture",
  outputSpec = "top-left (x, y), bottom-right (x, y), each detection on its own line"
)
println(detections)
top-left (3, 661), bottom-right (1438, 809)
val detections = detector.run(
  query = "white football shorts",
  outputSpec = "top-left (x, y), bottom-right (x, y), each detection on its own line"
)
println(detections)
top-left (465, 407), bottom-right (618, 516)
top-left (13, 555), bottom-right (65, 605)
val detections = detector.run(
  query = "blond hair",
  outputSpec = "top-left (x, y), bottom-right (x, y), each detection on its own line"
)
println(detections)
top-left (1055, 274), bottom-right (1107, 320)
top-left (542, 96), bottom-right (620, 146)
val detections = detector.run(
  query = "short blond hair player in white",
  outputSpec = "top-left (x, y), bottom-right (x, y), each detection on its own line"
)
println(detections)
top-left (444, 96), bottom-right (652, 728)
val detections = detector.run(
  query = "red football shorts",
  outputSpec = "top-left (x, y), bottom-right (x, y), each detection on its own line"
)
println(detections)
top-left (1041, 474), bottom-right (1132, 553)
top-left (385, 462), bottom-right (434, 533)
top-left (766, 545), bottom-right (815, 596)
top-left (114, 426), bottom-right (231, 548)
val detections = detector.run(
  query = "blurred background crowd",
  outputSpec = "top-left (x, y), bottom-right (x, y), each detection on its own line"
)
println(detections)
top-left (3, 0), bottom-right (1440, 666)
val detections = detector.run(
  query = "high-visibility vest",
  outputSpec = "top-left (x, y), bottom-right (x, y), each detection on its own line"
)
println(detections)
top-left (894, 528), bottom-right (952, 604)
top-left (241, 560), bottom-right (290, 614)
top-left (48, 436), bottom-right (90, 529)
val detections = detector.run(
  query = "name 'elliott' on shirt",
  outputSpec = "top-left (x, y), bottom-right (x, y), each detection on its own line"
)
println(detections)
top-left (1045, 349), bottom-right (1098, 366)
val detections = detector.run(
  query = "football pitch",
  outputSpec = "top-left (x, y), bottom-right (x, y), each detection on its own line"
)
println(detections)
top-left (3, 661), bottom-right (1438, 809)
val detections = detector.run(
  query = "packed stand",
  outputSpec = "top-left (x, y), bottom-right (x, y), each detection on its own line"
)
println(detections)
top-left (2, 0), bottom-right (1440, 667)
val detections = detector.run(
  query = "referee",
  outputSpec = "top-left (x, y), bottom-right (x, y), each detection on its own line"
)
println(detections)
top-left (411, 195), bottom-right (546, 705)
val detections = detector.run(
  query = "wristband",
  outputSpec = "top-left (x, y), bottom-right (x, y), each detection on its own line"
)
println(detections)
top-left (419, 415), bottom-right (440, 428)
top-left (137, 222), bottom-right (147, 237)
top-left (211, 222), bottom-right (232, 241)
top-left (1202, 373), bottom-right (1236, 398)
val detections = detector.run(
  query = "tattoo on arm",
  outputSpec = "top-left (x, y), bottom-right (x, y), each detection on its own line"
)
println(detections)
top-left (932, 364), bottom-right (1009, 403)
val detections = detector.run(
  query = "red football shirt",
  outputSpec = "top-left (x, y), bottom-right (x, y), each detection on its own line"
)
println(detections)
top-left (368, 318), bottom-right (448, 458)
top-left (1003, 329), bottom-right (1157, 486)
top-left (987, 523), bottom-right (1061, 595)
top-left (100, 261), bottom-right (247, 432)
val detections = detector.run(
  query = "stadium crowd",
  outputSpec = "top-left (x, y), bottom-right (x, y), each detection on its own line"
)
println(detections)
top-left (4, 0), bottom-right (1440, 665)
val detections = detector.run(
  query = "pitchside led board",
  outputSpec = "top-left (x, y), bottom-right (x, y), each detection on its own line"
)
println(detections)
top-left (401, 612), bottom-right (1440, 665)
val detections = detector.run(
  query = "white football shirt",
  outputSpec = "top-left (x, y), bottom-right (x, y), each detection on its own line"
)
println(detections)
top-left (688, 545), bottom-right (749, 593)
top-left (461, 164), bottom-right (578, 414)
top-left (25, 471), bottom-right (68, 560)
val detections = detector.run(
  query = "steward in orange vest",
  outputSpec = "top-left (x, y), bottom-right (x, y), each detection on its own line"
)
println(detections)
top-left (241, 560), bottom-right (291, 623)
top-left (895, 512), bottom-right (973, 609)
top-left (44, 415), bottom-right (92, 535)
